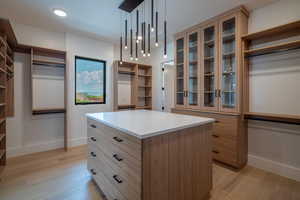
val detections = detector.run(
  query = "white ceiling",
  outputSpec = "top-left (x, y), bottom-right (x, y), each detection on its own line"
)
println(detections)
top-left (0, 0), bottom-right (276, 43)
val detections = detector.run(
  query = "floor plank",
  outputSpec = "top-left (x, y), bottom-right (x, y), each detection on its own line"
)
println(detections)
top-left (0, 145), bottom-right (299, 200)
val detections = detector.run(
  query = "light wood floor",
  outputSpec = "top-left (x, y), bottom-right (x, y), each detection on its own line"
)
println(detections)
top-left (0, 146), bottom-right (299, 200)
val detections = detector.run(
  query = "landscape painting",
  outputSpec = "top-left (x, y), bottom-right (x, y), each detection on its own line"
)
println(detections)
top-left (75, 56), bottom-right (106, 104)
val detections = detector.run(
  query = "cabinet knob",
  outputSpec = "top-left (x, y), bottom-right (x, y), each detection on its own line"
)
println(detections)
top-left (113, 136), bottom-right (123, 143)
top-left (212, 150), bottom-right (220, 154)
top-left (90, 169), bottom-right (97, 175)
top-left (113, 154), bottom-right (123, 162)
top-left (212, 134), bottom-right (219, 138)
top-left (90, 137), bottom-right (97, 142)
top-left (113, 175), bottom-right (123, 184)
top-left (90, 152), bottom-right (97, 157)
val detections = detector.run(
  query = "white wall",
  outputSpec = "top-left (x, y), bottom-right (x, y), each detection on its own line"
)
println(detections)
top-left (7, 23), bottom-right (116, 157)
top-left (149, 0), bottom-right (300, 181)
top-left (247, 0), bottom-right (300, 181)
top-left (65, 33), bottom-right (114, 146)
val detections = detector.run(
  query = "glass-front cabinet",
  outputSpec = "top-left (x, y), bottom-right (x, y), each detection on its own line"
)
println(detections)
top-left (175, 35), bottom-right (185, 107)
top-left (201, 23), bottom-right (219, 111)
top-left (220, 16), bottom-right (238, 112)
top-left (187, 31), bottom-right (199, 108)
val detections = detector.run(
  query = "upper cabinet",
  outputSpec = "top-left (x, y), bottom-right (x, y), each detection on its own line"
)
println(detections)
top-left (174, 7), bottom-right (248, 114)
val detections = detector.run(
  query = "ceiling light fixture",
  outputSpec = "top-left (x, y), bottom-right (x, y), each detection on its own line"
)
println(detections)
top-left (53, 9), bottom-right (67, 17)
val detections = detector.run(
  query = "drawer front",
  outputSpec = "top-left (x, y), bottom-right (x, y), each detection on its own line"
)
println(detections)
top-left (88, 119), bottom-right (141, 160)
top-left (88, 146), bottom-right (141, 200)
top-left (88, 159), bottom-right (128, 200)
top-left (88, 128), bottom-right (141, 174)
top-left (212, 135), bottom-right (237, 152)
top-left (212, 146), bottom-right (237, 166)
top-left (88, 144), bottom-right (141, 191)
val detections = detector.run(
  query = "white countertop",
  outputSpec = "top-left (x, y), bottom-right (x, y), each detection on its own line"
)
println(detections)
top-left (86, 110), bottom-right (214, 139)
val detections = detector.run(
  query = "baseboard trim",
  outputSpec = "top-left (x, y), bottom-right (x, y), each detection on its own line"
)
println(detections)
top-left (7, 137), bottom-right (87, 158)
top-left (248, 154), bottom-right (300, 182)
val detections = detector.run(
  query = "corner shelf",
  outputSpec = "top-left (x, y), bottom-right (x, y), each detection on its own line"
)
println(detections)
top-left (244, 40), bottom-right (300, 57)
top-left (244, 112), bottom-right (300, 125)
top-left (32, 108), bottom-right (66, 115)
top-left (32, 59), bottom-right (66, 68)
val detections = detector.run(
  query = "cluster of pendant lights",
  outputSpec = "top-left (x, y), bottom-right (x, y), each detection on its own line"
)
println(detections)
top-left (120, 0), bottom-right (167, 64)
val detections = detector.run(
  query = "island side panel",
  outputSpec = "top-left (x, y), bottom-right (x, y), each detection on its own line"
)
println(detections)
top-left (142, 123), bottom-right (213, 200)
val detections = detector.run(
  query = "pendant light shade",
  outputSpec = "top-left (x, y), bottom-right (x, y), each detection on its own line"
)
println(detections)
top-left (136, 10), bottom-right (140, 42)
top-left (120, 36), bottom-right (123, 64)
top-left (148, 23), bottom-right (151, 56)
top-left (151, 0), bottom-right (154, 32)
top-left (155, 11), bottom-right (158, 47)
top-left (125, 19), bottom-right (128, 49)
top-left (130, 28), bottom-right (133, 59)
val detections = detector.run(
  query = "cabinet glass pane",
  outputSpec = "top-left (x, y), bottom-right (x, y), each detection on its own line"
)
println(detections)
top-left (188, 32), bottom-right (198, 106)
top-left (176, 38), bottom-right (184, 105)
top-left (203, 26), bottom-right (216, 107)
top-left (221, 18), bottom-right (236, 109)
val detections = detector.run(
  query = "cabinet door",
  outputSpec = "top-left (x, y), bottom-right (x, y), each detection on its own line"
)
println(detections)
top-left (186, 30), bottom-right (200, 108)
top-left (219, 15), bottom-right (239, 112)
top-left (175, 35), bottom-right (186, 107)
top-left (201, 23), bottom-right (219, 111)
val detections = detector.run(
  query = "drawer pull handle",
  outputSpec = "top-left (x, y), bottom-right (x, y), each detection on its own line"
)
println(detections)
top-left (214, 120), bottom-right (220, 123)
top-left (90, 152), bottom-right (97, 157)
top-left (91, 137), bottom-right (97, 142)
top-left (212, 134), bottom-right (219, 138)
top-left (212, 150), bottom-right (220, 154)
top-left (90, 124), bottom-right (97, 128)
top-left (113, 137), bottom-right (123, 143)
top-left (90, 169), bottom-right (97, 175)
top-left (113, 175), bottom-right (123, 184)
top-left (113, 154), bottom-right (123, 162)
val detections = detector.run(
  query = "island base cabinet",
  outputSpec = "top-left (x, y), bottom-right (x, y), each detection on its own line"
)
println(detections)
top-left (87, 118), bottom-right (213, 200)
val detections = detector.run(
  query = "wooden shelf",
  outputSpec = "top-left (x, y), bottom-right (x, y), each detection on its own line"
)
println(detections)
top-left (0, 150), bottom-right (5, 160)
top-left (118, 70), bottom-right (135, 75)
top-left (244, 40), bottom-right (300, 57)
top-left (223, 52), bottom-right (235, 58)
top-left (136, 106), bottom-right (152, 109)
top-left (205, 40), bottom-right (214, 46)
top-left (242, 20), bottom-right (300, 41)
top-left (6, 55), bottom-right (13, 65)
top-left (0, 85), bottom-right (5, 89)
top-left (118, 104), bottom-right (136, 109)
top-left (244, 112), bottom-right (300, 125)
top-left (0, 134), bottom-right (4, 142)
top-left (223, 33), bottom-right (235, 41)
top-left (204, 56), bottom-right (214, 61)
top-left (32, 59), bottom-right (66, 68)
top-left (138, 74), bottom-right (152, 77)
top-left (32, 108), bottom-right (66, 115)
top-left (0, 103), bottom-right (6, 106)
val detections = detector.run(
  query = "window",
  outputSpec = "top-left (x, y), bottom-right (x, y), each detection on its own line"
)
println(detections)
top-left (75, 56), bottom-right (106, 105)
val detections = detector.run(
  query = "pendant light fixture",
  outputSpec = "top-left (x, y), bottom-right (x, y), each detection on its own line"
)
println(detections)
top-left (125, 18), bottom-right (128, 50)
top-left (118, 0), bottom-right (168, 59)
top-left (163, 0), bottom-right (167, 58)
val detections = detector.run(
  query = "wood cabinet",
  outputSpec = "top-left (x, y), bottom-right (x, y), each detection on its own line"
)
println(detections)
top-left (87, 116), bottom-right (213, 200)
top-left (173, 6), bottom-right (249, 168)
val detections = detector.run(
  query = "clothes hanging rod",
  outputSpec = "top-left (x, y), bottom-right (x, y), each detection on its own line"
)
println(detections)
top-left (245, 46), bottom-right (300, 58)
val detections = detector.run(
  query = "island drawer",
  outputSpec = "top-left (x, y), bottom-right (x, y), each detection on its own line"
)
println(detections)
top-left (88, 148), bottom-right (141, 200)
top-left (87, 159), bottom-right (128, 200)
top-left (212, 146), bottom-right (237, 165)
top-left (88, 144), bottom-right (141, 190)
top-left (88, 118), bottom-right (142, 159)
top-left (88, 130), bottom-right (142, 176)
top-left (212, 135), bottom-right (237, 152)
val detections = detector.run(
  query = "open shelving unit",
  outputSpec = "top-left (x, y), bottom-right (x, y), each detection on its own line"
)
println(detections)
top-left (242, 20), bottom-right (300, 125)
top-left (113, 61), bottom-right (152, 111)
top-left (0, 18), bottom-right (18, 168)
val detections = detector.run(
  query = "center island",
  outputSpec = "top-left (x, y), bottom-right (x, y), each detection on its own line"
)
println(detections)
top-left (86, 110), bottom-right (215, 200)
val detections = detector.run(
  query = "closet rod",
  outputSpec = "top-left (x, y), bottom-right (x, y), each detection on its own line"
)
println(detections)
top-left (32, 63), bottom-right (65, 68)
top-left (245, 46), bottom-right (300, 58)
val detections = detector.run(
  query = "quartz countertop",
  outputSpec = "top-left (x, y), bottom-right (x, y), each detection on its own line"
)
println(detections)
top-left (86, 110), bottom-right (214, 139)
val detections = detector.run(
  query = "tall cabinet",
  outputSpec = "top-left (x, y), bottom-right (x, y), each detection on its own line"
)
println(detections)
top-left (173, 6), bottom-right (249, 168)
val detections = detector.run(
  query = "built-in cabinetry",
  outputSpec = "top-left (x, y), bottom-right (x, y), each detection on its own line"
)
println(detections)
top-left (113, 61), bottom-right (152, 111)
top-left (0, 18), bottom-right (17, 168)
top-left (173, 6), bottom-right (249, 168)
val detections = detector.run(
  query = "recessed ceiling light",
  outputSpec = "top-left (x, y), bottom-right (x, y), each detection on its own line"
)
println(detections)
top-left (53, 9), bottom-right (67, 17)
